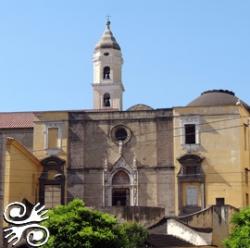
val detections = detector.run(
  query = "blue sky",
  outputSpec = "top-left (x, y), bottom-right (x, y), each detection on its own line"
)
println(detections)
top-left (0, 0), bottom-right (249, 111)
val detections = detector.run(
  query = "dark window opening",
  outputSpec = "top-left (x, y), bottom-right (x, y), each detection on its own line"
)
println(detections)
top-left (104, 52), bottom-right (109, 56)
top-left (246, 193), bottom-right (249, 206)
top-left (185, 165), bottom-right (198, 175)
top-left (185, 124), bottom-right (196, 144)
top-left (216, 198), bottom-right (225, 206)
top-left (103, 93), bottom-right (111, 107)
top-left (103, 66), bottom-right (110, 79)
top-left (112, 188), bottom-right (129, 206)
top-left (115, 128), bottom-right (128, 141)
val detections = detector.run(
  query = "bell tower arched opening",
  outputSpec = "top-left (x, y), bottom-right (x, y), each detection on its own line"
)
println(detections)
top-left (103, 93), bottom-right (111, 107)
top-left (103, 66), bottom-right (111, 80)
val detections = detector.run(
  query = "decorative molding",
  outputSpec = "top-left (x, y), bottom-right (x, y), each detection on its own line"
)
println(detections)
top-left (43, 122), bottom-right (64, 155)
top-left (103, 156), bottom-right (138, 207)
top-left (180, 115), bottom-right (201, 149)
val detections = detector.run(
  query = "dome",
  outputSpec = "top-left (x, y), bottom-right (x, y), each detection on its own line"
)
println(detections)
top-left (187, 90), bottom-right (248, 107)
top-left (127, 104), bottom-right (154, 111)
top-left (95, 20), bottom-right (121, 51)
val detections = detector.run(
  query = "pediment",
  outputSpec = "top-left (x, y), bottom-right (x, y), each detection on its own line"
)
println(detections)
top-left (40, 156), bottom-right (65, 167)
top-left (112, 156), bottom-right (132, 173)
top-left (177, 154), bottom-right (204, 165)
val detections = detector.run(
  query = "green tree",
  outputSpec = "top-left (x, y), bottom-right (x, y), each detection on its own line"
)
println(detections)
top-left (224, 207), bottom-right (250, 248)
top-left (42, 199), bottom-right (148, 248)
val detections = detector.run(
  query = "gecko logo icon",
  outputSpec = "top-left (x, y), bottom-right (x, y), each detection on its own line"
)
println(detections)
top-left (3, 202), bottom-right (50, 247)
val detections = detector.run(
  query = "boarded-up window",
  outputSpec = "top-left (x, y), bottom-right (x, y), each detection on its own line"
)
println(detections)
top-left (185, 124), bottom-right (196, 144)
top-left (186, 186), bottom-right (198, 206)
top-left (44, 185), bottom-right (61, 208)
top-left (48, 128), bottom-right (58, 149)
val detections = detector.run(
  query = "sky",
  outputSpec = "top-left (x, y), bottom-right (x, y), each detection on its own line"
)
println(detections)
top-left (0, 0), bottom-right (250, 112)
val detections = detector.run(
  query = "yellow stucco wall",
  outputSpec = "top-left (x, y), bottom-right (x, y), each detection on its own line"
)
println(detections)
top-left (174, 105), bottom-right (250, 214)
top-left (239, 106), bottom-right (250, 206)
top-left (3, 138), bottom-right (42, 210)
top-left (33, 111), bottom-right (68, 161)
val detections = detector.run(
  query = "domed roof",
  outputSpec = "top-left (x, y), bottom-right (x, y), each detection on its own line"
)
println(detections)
top-left (95, 20), bottom-right (121, 51)
top-left (187, 90), bottom-right (248, 107)
top-left (127, 104), bottom-right (154, 111)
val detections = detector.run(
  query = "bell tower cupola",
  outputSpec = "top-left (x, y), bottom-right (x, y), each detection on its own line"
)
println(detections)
top-left (92, 19), bottom-right (124, 110)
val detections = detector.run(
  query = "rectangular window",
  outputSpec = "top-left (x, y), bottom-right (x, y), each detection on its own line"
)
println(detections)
top-left (216, 198), bottom-right (225, 206)
top-left (44, 185), bottom-right (61, 208)
top-left (186, 186), bottom-right (198, 206)
top-left (185, 124), bottom-right (196, 144)
top-left (246, 193), bottom-right (249, 206)
top-left (48, 127), bottom-right (59, 149)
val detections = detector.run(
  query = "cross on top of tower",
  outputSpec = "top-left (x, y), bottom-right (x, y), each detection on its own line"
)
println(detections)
top-left (106, 15), bottom-right (111, 29)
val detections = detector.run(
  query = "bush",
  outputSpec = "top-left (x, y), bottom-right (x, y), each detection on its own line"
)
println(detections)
top-left (224, 207), bottom-right (250, 248)
top-left (42, 199), bottom-right (148, 248)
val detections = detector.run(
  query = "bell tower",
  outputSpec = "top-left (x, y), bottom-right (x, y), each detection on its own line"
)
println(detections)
top-left (92, 19), bottom-right (124, 110)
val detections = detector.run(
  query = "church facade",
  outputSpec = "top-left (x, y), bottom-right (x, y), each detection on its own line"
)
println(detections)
top-left (67, 108), bottom-right (174, 215)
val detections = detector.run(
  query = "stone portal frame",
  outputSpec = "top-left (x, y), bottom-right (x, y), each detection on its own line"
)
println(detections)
top-left (39, 156), bottom-right (65, 206)
top-left (177, 154), bottom-right (205, 215)
top-left (103, 157), bottom-right (138, 207)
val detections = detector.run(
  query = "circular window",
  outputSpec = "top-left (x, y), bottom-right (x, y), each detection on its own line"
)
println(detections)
top-left (115, 128), bottom-right (128, 141)
top-left (111, 125), bottom-right (131, 144)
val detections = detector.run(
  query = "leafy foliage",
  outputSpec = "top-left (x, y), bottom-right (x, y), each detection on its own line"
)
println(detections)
top-left (42, 199), bottom-right (148, 248)
top-left (224, 207), bottom-right (250, 248)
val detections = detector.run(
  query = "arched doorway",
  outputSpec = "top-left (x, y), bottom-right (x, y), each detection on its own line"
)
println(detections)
top-left (112, 170), bottom-right (130, 206)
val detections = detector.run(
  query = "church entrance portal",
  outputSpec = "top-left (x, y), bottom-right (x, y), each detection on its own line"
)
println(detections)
top-left (111, 170), bottom-right (130, 206)
top-left (112, 188), bottom-right (130, 206)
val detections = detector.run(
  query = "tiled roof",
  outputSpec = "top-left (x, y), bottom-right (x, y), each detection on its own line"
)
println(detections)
top-left (0, 112), bottom-right (34, 129)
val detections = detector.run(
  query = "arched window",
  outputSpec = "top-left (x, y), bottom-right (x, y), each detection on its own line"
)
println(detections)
top-left (103, 66), bottom-right (110, 79)
top-left (112, 170), bottom-right (130, 185)
top-left (103, 93), bottom-right (111, 107)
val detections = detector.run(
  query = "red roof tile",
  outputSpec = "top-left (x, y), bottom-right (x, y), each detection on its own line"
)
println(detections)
top-left (0, 112), bottom-right (34, 129)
